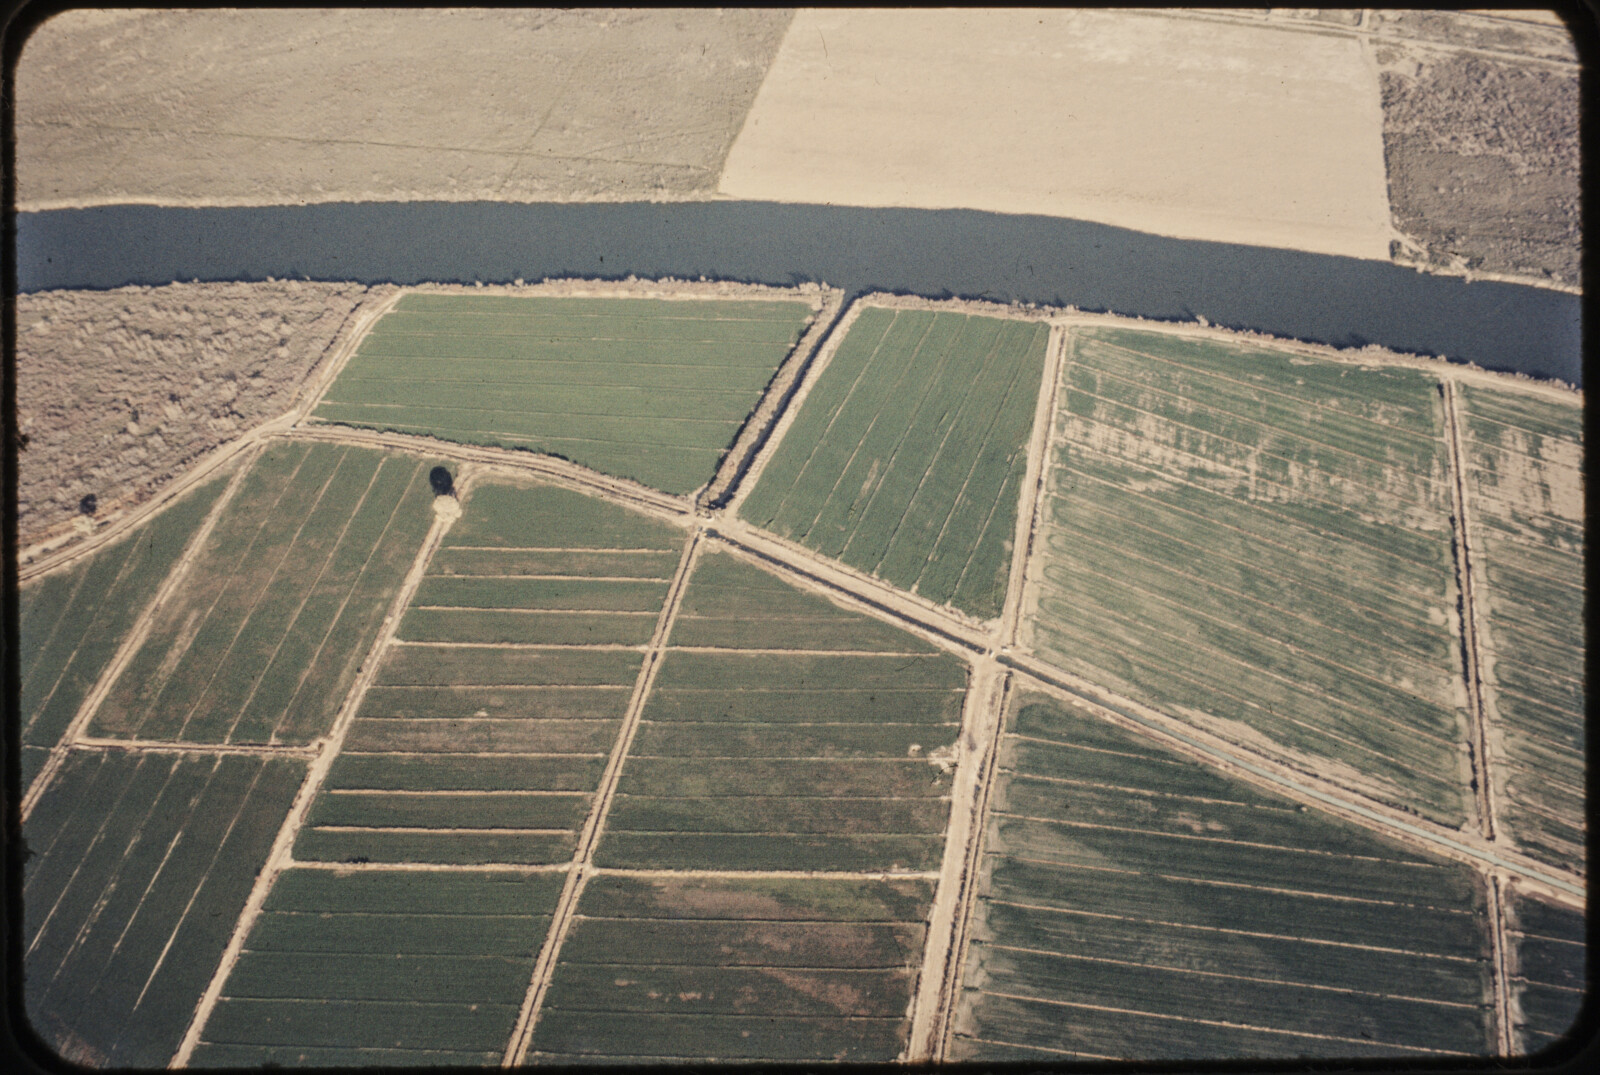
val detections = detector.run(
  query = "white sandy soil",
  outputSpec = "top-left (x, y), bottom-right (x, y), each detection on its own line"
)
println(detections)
top-left (719, 8), bottom-right (1398, 260)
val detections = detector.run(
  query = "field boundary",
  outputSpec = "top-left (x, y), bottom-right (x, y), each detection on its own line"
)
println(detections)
top-left (1486, 871), bottom-right (1514, 1054)
top-left (285, 424), bottom-right (692, 521)
top-left (1001, 323), bottom-right (1068, 647)
top-left (699, 286), bottom-right (844, 509)
top-left (169, 489), bottom-right (462, 1068)
top-left (1441, 378), bottom-right (1499, 843)
top-left (20, 445), bottom-right (262, 818)
top-left (503, 528), bottom-right (704, 1067)
top-left (998, 652), bottom-right (1583, 904)
top-left (721, 294), bottom-right (870, 519)
top-left (908, 663), bottom-right (1011, 1061)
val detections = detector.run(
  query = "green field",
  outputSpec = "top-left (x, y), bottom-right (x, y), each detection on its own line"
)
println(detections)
top-left (191, 868), bottom-right (563, 1066)
top-left (948, 692), bottom-right (1496, 1062)
top-left (91, 441), bottom-right (437, 745)
top-left (18, 467), bottom-right (233, 786)
top-left (312, 293), bottom-right (816, 495)
top-left (297, 479), bottom-right (686, 866)
top-left (739, 308), bottom-right (1049, 619)
top-left (23, 749), bottom-right (304, 1068)
top-left (594, 549), bottom-right (967, 872)
top-left (1503, 885), bottom-right (1586, 1053)
top-left (1456, 383), bottom-right (1585, 871)
top-left (530, 875), bottom-right (935, 1063)
top-left (1023, 326), bottom-right (1473, 825)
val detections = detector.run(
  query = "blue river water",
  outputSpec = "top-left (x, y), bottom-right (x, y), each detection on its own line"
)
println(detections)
top-left (15, 200), bottom-right (1583, 386)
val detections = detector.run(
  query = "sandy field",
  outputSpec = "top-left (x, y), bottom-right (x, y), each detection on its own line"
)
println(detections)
top-left (718, 8), bottom-right (1397, 260)
top-left (14, 8), bottom-right (792, 208)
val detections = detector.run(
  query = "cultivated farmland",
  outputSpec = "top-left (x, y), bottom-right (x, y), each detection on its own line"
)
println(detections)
top-left (22, 749), bottom-right (305, 1068)
top-left (1020, 325), bottom-right (1473, 825)
top-left (296, 478), bottom-right (686, 866)
top-left (190, 869), bottom-right (563, 1066)
top-left (739, 307), bottom-right (1049, 620)
top-left (91, 441), bottom-right (436, 746)
top-left (1455, 382), bottom-right (1585, 870)
top-left (595, 548), bottom-right (968, 873)
top-left (311, 293), bottom-right (817, 496)
top-left (947, 691), bottom-right (1496, 1061)
top-left (18, 466), bottom-right (232, 787)
top-left (530, 875), bottom-right (935, 1063)
top-left (1503, 883), bottom-right (1586, 1053)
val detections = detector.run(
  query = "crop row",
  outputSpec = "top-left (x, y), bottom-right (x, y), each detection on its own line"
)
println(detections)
top-left (594, 549), bottom-right (967, 873)
top-left (739, 307), bottom-right (1049, 619)
top-left (91, 442), bottom-right (436, 746)
top-left (315, 294), bottom-right (816, 495)
top-left (1456, 383), bottom-right (1585, 872)
top-left (23, 749), bottom-right (304, 1068)
top-left (1024, 326), bottom-right (1472, 826)
top-left (1502, 884), bottom-right (1586, 1053)
top-left (528, 875), bottom-right (934, 1063)
top-left (295, 480), bottom-right (683, 867)
top-left (190, 868), bottom-right (563, 1066)
top-left (949, 692), bottom-right (1496, 1061)
top-left (18, 467), bottom-right (232, 786)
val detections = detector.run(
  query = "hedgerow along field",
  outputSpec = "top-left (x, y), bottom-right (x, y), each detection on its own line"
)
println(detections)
top-left (297, 478), bottom-right (687, 867)
top-left (595, 548), bottom-right (969, 873)
top-left (1021, 326), bottom-right (1474, 826)
top-left (530, 875), bottom-right (936, 1063)
top-left (1455, 383), bottom-right (1584, 872)
top-left (738, 307), bottom-right (1049, 619)
top-left (23, 749), bottom-right (305, 1068)
top-left (90, 441), bottom-right (437, 746)
top-left (948, 691), bottom-right (1497, 1062)
top-left (18, 465), bottom-right (233, 787)
top-left (311, 293), bottom-right (817, 496)
top-left (190, 869), bottom-right (564, 1066)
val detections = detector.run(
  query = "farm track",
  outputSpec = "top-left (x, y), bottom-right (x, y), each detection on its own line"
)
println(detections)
top-left (170, 490), bottom-right (461, 1067)
top-left (1441, 379), bottom-right (1498, 842)
top-left (503, 529), bottom-right (703, 1066)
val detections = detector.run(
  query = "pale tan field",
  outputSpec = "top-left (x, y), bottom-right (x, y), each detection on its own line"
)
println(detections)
top-left (718, 9), bottom-right (1397, 259)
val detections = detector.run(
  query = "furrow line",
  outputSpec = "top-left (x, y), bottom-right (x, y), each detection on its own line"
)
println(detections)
top-left (170, 492), bottom-right (462, 1067)
top-left (21, 444), bottom-right (260, 819)
top-left (502, 528), bottom-right (703, 1067)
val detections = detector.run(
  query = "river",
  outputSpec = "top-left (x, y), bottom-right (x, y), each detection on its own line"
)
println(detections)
top-left (15, 200), bottom-right (1582, 386)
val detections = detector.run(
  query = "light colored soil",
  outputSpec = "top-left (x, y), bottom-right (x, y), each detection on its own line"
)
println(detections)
top-left (14, 8), bottom-right (793, 209)
top-left (15, 280), bottom-right (388, 550)
top-left (720, 8), bottom-right (1396, 260)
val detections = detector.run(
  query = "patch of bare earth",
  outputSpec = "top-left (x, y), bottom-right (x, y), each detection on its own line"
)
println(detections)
top-left (15, 280), bottom-right (392, 548)
top-left (1375, 42), bottom-right (1579, 286)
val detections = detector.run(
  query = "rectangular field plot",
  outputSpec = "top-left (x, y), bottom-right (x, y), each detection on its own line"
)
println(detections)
top-left (1021, 326), bottom-right (1473, 825)
top-left (529, 875), bottom-right (934, 1063)
top-left (91, 441), bottom-right (436, 746)
top-left (298, 479), bottom-right (686, 866)
top-left (312, 292), bottom-right (817, 496)
top-left (18, 466), bottom-right (232, 787)
top-left (947, 692), bottom-right (1496, 1062)
top-left (23, 748), bottom-right (304, 1068)
top-left (191, 868), bottom-right (562, 1067)
top-left (1503, 884), bottom-right (1586, 1054)
top-left (1456, 383), bottom-right (1585, 871)
top-left (739, 307), bottom-right (1049, 619)
top-left (595, 549), bottom-right (967, 872)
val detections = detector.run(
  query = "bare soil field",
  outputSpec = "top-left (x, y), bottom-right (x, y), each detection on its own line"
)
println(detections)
top-left (720, 8), bottom-right (1395, 260)
top-left (13, 8), bottom-right (792, 209)
top-left (15, 281), bottom-right (387, 548)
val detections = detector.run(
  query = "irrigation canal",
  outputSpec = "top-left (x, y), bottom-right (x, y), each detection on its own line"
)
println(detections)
top-left (15, 200), bottom-right (1584, 387)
